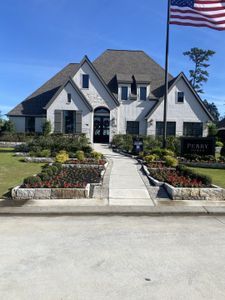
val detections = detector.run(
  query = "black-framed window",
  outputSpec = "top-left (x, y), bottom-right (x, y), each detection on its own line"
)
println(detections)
top-left (140, 87), bottom-right (147, 101)
top-left (127, 121), bottom-right (139, 135)
top-left (183, 122), bottom-right (203, 137)
top-left (64, 111), bottom-right (75, 134)
top-left (121, 86), bottom-right (128, 100)
top-left (25, 117), bottom-right (35, 133)
top-left (156, 121), bottom-right (176, 136)
top-left (82, 74), bottom-right (89, 89)
top-left (177, 92), bottom-right (184, 103)
top-left (67, 93), bottom-right (72, 103)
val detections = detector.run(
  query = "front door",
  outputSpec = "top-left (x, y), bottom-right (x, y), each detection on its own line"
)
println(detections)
top-left (94, 115), bottom-right (110, 143)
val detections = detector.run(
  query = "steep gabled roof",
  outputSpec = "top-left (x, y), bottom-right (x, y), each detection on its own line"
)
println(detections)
top-left (79, 55), bottom-right (120, 106)
top-left (7, 63), bottom-right (80, 116)
top-left (93, 49), bottom-right (173, 99)
top-left (145, 72), bottom-right (214, 121)
top-left (44, 77), bottom-right (93, 111)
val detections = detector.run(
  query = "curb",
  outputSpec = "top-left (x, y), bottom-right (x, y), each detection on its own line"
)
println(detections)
top-left (1, 205), bottom-right (225, 216)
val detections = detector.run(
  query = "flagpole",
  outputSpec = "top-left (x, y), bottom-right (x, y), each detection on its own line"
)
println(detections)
top-left (163, 0), bottom-right (171, 149)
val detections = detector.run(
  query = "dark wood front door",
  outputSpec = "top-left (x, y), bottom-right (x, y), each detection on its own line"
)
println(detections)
top-left (94, 116), bottom-right (110, 143)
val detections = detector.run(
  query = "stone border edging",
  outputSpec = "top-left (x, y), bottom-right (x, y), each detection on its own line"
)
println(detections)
top-left (142, 164), bottom-right (225, 201)
top-left (182, 162), bottom-right (225, 169)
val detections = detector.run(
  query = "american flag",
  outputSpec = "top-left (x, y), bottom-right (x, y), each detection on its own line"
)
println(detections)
top-left (170, 0), bottom-right (225, 30)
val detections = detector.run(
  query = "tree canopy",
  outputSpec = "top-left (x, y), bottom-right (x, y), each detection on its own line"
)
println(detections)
top-left (183, 47), bottom-right (215, 94)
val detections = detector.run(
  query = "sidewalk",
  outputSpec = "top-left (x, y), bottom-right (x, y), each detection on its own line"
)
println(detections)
top-left (94, 144), bottom-right (154, 206)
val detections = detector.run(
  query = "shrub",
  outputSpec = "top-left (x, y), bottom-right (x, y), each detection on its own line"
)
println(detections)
top-left (39, 149), bottom-right (51, 157)
top-left (216, 141), bottom-right (223, 147)
top-left (27, 134), bottom-right (91, 156)
top-left (111, 134), bottom-right (133, 152)
top-left (150, 148), bottom-right (175, 159)
top-left (42, 120), bottom-right (52, 136)
top-left (144, 154), bottom-right (159, 163)
top-left (91, 151), bottom-right (103, 160)
top-left (23, 176), bottom-right (42, 185)
top-left (52, 162), bottom-right (62, 171)
top-left (208, 123), bottom-right (218, 137)
top-left (38, 173), bottom-right (50, 181)
top-left (1, 120), bottom-right (15, 133)
top-left (143, 136), bottom-right (161, 153)
top-left (75, 150), bottom-right (85, 161)
top-left (55, 151), bottom-right (69, 163)
top-left (164, 155), bottom-right (178, 167)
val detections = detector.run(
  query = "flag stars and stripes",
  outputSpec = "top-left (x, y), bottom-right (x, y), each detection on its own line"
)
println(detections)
top-left (170, 0), bottom-right (225, 30)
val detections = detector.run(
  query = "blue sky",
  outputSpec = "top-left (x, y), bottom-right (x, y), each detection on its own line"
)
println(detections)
top-left (0, 0), bottom-right (224, 117)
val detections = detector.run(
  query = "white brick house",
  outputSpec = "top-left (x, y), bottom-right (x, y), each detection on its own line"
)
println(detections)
top-left (8, 49), bottom-right (213, 143)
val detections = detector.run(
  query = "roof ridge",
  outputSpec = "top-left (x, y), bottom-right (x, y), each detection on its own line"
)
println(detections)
top-left (106, 49), bottom-right (144, 52)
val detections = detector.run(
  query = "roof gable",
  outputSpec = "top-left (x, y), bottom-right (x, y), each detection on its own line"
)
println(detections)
top-left (145, 72), bottom-right (214, 121)
top-left (45, 77), bottom-right (93, 111)
top-left (77, 55), bottom-right (120, 106)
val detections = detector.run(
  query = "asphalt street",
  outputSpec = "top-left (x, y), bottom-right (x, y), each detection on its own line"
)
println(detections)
top-left (1, 216), bottom-right (225, 300)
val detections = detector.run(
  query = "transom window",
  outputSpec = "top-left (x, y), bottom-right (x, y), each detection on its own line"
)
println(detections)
top-left (177, 92), bottom-right (184, 103)
top-left (140, 86), bottom-right (147, 101)
top-left (183, 122), bottom-right (203, 137)
top-left (82, 74), bottom-right (89, 89)
top-left (121, 86), bottom-right (128, 100)
top-left (127, 121), bottom-right (139, 135)
top-left (156, 122), bottom-right (176, 136)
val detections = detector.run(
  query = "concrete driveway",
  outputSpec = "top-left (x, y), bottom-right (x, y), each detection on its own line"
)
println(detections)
top-left (1, 216), bottom-right (225, 300)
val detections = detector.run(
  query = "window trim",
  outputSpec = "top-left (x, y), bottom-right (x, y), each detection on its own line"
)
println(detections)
top-left (82, 74), bottom-right (89, 89)
top-left (177, 91), bottom-right (184, 103)
top-left (183, 122), bottom-right (203, 137)
top-left (126, 121), bottom-right (140, 135)
top-left (121, 86), bottom-right (129, 101)
top-left (156, 121), bottom-right (176, 137)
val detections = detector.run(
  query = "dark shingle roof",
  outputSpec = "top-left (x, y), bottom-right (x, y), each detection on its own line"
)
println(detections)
top-left (8, 63), bottom-right (79, 116)
top-left (93, 49), bottom-right (173, 99)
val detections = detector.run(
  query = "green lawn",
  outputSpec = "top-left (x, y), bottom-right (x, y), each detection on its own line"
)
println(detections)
top-left (190, 167), bottom-right (225, 188)
top-left (0, 148), bottom-right (44, 198)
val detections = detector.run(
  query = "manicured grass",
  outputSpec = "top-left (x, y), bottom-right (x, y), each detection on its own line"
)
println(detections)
top-left (0, 148), bottom-right (44, 198)
top-left (189, 167), bottom-right (225, 188)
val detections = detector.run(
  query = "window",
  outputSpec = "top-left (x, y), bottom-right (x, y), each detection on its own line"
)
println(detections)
top-left (183, 122), bottom-right (203, 137)
top-left (127, 121), bottom-right (139, 135)
top-left (177, 92), bottom-right (184, 103)
top-left (156, 122), bottom-right (176, 136)
top-left (64, 111), bottom-right (75, 134)
top-left (25, 117), bottom-right (35, 133)
top-left (140, 87), bottom-right (147, 101)
top-left (82, 74), bottom-right (89, 89)
top-left (121, 86), bottom-right (128, 100)
top-left (67, 93), bottom-right (72, 103)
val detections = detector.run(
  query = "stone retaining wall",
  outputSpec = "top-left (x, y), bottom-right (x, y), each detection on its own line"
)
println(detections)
top-left (165, 183), bottom-right (225, 201)
top-left (12, 184), bottom-right (90, 200)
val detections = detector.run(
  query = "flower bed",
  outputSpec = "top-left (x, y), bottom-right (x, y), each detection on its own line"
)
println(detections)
top-left (143, 164), bottom-right (225, 200)
top-left (22, 166), bottom-right (102, 189)
top-left (12, 164), bottom-right (105, 200)
top-left (148, 167), bottom-right (211, 188)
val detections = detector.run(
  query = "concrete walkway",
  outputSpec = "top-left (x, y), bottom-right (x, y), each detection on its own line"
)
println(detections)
top-left (93, 144), bottom-right (154, 206)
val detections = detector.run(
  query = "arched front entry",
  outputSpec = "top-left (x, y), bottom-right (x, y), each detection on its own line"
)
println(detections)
top-left (93, 107), bottom-right (110, 143)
